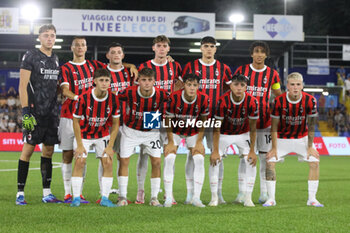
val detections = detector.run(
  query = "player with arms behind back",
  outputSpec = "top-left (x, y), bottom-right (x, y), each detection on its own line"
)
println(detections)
top-left (263, 72), bottom-right (323, 207)
top-left (70, 69), bottom-right (120, 207)
top-left (233, 41), bottom-right (282, 204)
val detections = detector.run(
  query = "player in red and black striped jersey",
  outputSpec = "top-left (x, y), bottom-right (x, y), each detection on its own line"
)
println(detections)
top-left (136, 35), bottom-right (182, 204)
top-left (264, 72), bottom-right (323, 207)
top-left (71, 69), bottom-right (120, 207)
top-left (59, 37), bottom-right (104, 203)
top-left (232, 41), bottom-right (282, 204)
top-left (182, 36), bottom-right (232, 204)
top-left (210, 74), bottom-right (259, 207)
top-left (117, 68), bottom-right (168, 207)
top-left (163, 74), bottom-right (209, 207)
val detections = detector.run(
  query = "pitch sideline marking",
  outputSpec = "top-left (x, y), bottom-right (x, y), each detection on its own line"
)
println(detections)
top-left (0, 160), bottom-right (62, 172)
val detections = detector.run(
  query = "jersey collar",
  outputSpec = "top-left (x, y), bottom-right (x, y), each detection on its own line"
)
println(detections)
top-left (286, 92), bottom-right (302, 104)
top-left (92, 88), bottom-right (109, 102)
top-left (151, 59), bottom-right (168, 66)
top-left (250, 64), bottom-right (267, 72)
top-left (230, 91), bottom-right (245, 105)
top-left (181, 90), bottom-right (197, 104)
top-left (199, 59), bottom-right (216, 66)
top-left (107, 64), bottom-right (125, 72)
top-left (69, 60), bottom-right (87, 66)
top-left (137, 86), bottom-right (155, 98)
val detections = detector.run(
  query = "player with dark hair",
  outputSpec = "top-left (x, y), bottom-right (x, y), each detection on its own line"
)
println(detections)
top-left (135, 35), bottom-right (182, 204)
top-left (182, 36), bottom-right (232, 204)
top-left (59, 36), bottom-right (104, 204)
top-left (70, 68), bottom-right (120, 207)
top-left (211, 74), bottom-right (259, 207)
top-left (233, 40), bottom-right (282, 204)
top-left (16, 24), bottom-right (62, 205)
top-left (263, 72), bottom-right (323, 207)
top-left (163, 73), bottom-right (209, 207)
top-left (117, 67), bottom-right (168, 207)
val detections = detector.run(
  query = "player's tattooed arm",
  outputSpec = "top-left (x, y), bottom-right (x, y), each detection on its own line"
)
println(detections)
top-left (307, 116), bottom-right (319, 159)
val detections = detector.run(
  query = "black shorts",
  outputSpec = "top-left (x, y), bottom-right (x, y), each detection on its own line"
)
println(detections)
top-left (23, 117), bottom-right (59, 146)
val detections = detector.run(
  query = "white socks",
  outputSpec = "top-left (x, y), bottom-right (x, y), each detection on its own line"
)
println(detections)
top-left (163, 153), bottom-right (176, 200)
top-left (101, 177), bottom-right (113, 198)
top-left (185, 151), bottom-right (194, 196)
top-left (72, 177), bottom-right (83, 198)
top-left (238, 157), bottom-right (246, 194)
top-left (193, 154), bottom-right (205, 199)
top-left (137, 151), bottom-right (148, 191)
top-left (244, 156), bottom-right (257, 196)
top-left (209, 162), bottom-right (220, 199)
top-left (258, 153), bottom-right (267, 195)
top-left (61, 163), bottom-right (72, 196)
top-left (119, 176), bottom-right (128, 198)
top-left (218, 161), bottom-right (224, 196)
top-left (150, 177), bottom-right (161, 198)
top-left (308, 180), bottom-right (319, 201)
top-left (266, 180), bottom-right (276, 201)
top-left (43, 188), bottom-right (51, 197)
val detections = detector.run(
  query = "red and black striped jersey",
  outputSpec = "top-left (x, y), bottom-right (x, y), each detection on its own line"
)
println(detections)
top-left (166, 89), bottom-right (210, 136)
top-left (234, 64), bottom-right (280, 129)
top-left (137, 60), bottom-right (182, 93)
top-left (215, 92), bottom-right (259, 135)
top-left (73, 88), bottom-right (120, 139)
top-left (182, 59), bottom-right (232, 118)
top-left (60, 60), bottom-right (104, 119)
top-left (104, 64), bottom-right (133, 125)
top-left (271, 91), bottom-right (318, 139)
top-left (118, 86), bottom-right (168, 131)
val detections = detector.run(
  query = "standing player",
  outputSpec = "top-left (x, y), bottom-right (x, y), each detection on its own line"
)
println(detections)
top-left (182, 36), bottom-right (232, 204)
top-left (264, 72), bottom-right (323, 207)
top-left (234, 41), bottom-right (282, 204)
top-left (117, 68), bottom-right (168, 207)
top-left (59, 36), bottom-right (104, 203)
top-left (163, 73), bottom-right (209, 207)
top-left (70, 68), bottom-right (120, 207)
top-left (16, 24), bottom-right (62, 205)
top-left (135, 35), bottom-right (182, 204)
top-left (211, 74), bottom-right (259, 207)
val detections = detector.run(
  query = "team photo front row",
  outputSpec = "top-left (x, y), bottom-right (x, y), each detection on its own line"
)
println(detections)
top-left (15, 24), bottom-right (322, 208)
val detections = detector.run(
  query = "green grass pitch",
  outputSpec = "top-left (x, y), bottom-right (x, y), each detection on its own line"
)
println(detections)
top-left (0, 152), bottom-right (349, 233)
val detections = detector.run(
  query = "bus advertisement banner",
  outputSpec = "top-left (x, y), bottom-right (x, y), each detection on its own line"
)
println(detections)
top-left (52, 9), bottom-right (215, 38)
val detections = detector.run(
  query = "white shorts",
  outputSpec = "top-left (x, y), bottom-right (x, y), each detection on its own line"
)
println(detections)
top-left (256, 127), bottom-right (272, 153)
top-left (159, 127), bottom-right (167, 147)
top-left (165, 133), bottom-right (198, 148)
top-left (120, 125), bottom-right (161, 158)
top-left (268, 136), bottom-right (319, 163)
top-left (112, 126), bottom-right (123, 154)
top-left (218, 132), bottom-right (250, 157)
top-left (73, 135), bottom-right (110, 158)
top-left (58, 118), bottom-right (74, 150)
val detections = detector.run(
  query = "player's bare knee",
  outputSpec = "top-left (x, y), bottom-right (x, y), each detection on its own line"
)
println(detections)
top-left (150, 157), bottom-right (161, 169)
top-left (309, 161), bottom-right (319, 170)
top-left (62, 150), bottom-right (73, 163)
top-left (42, 145), bottom-right (54, 158)
top-left (74, 158), bottom-right (86, 170)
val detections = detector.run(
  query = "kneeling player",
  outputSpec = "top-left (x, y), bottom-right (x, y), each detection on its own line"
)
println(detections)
top-left (71, 69), bottom-right (120, 207)
top-left (163, 73), bottom-right (209, 207)
top-left (264, 72), bottom-right (323, 207)
top-left (117, 68), bottom-right (168, 207)
top-left (210, 74), bottom-right (259, 207)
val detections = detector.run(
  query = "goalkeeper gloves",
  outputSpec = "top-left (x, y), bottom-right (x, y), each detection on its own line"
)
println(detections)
top-left (22, 107), bottom-right (37, 131)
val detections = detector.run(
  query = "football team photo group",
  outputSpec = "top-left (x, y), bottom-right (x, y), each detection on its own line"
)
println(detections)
top-left (14, 23), bottom-right (324, 210)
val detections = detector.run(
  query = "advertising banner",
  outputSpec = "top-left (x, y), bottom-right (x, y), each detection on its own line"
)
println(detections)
top-left (52, 9), bottom-right (215, 38)
top-left (307, 59), bottom-right (330, 75)
top-left (342, 44), bottom-right (350, 61)
top-left (0, 8), bottom-right (19, 34)
top-left (254, 14), bottom-right (303, 41)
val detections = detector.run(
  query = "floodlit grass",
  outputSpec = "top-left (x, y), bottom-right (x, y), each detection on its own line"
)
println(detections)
top-left (0, 152), bottom-right (349, 233)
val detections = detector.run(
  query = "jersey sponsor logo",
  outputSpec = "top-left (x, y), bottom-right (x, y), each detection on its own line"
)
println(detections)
top-left (86, 115), bottom-right (108, 127)
top-left (246, 86), bottom-right (268, 97)
top-left (282, 115), bottom-right (306, 125)
top-left (143, 110), bottom-right (161, 129)
top-left (40, 68), bottom-right (59, 80)
top-left (199, 79), bottom-right (220, 90)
